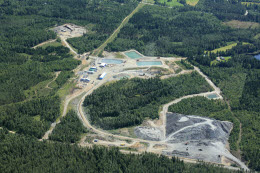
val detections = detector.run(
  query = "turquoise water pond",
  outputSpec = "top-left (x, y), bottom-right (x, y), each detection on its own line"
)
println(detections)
top-left (207, 94), bottom-right (219, 99)
top-left (125, 51), bottom-right (143, 59)
top-left (137, 61), bottom-right (162, 66)
top-left (101, 59), bottom-right (123, 64)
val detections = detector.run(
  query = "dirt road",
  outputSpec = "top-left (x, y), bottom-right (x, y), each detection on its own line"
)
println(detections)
top-left (75, 63), bottom-right (249, 171)
top-left (32, 39), bottom-right (56, 49)
top-left (92, 3), bottom-right (144, 56)
top-left (45, 71), bottom-right (61, 89)
top-left (61, 37), bottom-right (78, 56)
top-left (41, 84), bottom-right (94, 140)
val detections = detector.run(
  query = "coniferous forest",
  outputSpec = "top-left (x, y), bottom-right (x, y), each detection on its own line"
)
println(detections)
top-left (0, 129), bottom-right (242, 173)
top-left (84, 72), bottom-right (212, 129)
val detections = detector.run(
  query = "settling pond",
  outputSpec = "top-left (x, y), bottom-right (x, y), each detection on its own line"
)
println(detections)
top-left (207, 94), bottom-right (219, 99)
top-left (136, 61), bottom-right (162, 66)
top-left (137, 61), bottom-right (162, 66)
top-left (101, 59), bottom-right (123, 64)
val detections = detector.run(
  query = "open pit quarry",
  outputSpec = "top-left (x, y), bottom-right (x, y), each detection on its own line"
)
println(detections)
top-left (134, 113), bottom-right (246, 166)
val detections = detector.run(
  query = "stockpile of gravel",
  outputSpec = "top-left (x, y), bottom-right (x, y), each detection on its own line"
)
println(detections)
top-left (166, 113), bottom-right (233, 144)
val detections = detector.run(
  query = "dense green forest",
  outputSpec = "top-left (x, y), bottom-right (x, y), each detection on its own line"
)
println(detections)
top-left (0, 129), bottom-right (242, 173)
top-left (66, 1), bottom-right (140, 54)
top-left (194, 62), bottom-right (260, 171)
top-left (0, 96), bottom-right (60, 138)
top-left (106, 4), bottom-right (259, 57)
top-left (234, 111), bottom-right (260, 171)
top-left (49, 110), bottom-right (87, 143)
top-left (84, 72), bottom-right (212, 129)
top-left (0, 0), bottom-right (140, 133)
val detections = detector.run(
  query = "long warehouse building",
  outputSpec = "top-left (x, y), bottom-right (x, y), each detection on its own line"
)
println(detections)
top-left (99, 72), bottom-right (106, 80)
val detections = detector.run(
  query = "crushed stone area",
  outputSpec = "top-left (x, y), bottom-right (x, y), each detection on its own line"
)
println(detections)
top-left (52, 23), bottom-right (86, 39)
top-left (163, 113), bottom-right (233, 163)
top-left (163, 141), bottom-right (225, 163)
top-left (135, 113), bottom-right (236, 164)
top-left (165, 113), bottom-right (233, 144)
top-left (134, 126), bottom-right (163, 141)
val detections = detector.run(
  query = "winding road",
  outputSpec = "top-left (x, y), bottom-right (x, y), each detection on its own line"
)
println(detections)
top-left (32, 39), bottom-right (56, 49)
top-left (37, 1), bottom-right (248, 170)
top-left (74, 62), bottom-right (249, 171)
top-left (45, 71), bottom-right (61, 89)
top-left (61, 37), bottom-right (78, 56)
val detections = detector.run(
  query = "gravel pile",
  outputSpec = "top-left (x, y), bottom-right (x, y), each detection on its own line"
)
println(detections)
top-left (166, 113), bottom-right (233, 144)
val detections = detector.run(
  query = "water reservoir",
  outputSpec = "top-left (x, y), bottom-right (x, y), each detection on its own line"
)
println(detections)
top-left (125, 51), bottom-right (143, 59)
top-left (207, 94), bottom-right (219, 99)
top-left (137, 61), bottom-right (162, 66)
top-left (101, 59), bottom-right (123, 64)
top-left (254, 54), bottom-right (260, 60)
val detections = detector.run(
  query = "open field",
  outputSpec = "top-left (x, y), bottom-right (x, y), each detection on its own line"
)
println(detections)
top-left (24, 78), bottom-right (53, 99)
top-left (209, 42), bottom-right (251, 53)
top-left (40, 41), bottom-right (62, 49)
top-left (223, 20), bottom-right (260, 29)
top-left (210, 43), bottom-right (237, 53)
top-left (254, 33), bottom-right (260, 39)
top-left (242, 2), bottom-right (260, 6)
top-left (186, 0), bottom-right (200, 6)
top-left (143, 0), bottom-right (155, 3)
top-left (157, 0), bottom-right (183, 7)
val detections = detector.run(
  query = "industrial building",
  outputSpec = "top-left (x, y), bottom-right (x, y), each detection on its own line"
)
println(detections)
top-left (98, 72), bottom-right (107, 80)
top-left (99, 63), bottom-right (107, 68)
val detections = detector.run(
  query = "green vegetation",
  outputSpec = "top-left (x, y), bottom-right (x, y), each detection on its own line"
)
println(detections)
top-left (191, 54), bottom-right (260, 170)
top-left (209, 42), bottom-right (251, 54)
top-left (115, 52), bottom-right (126, 59)
top-left (242, 2), bottom-right (260, 6)
top-left (106, 3), bottom-right (258, 57)
top-left (84, 72), bottom-right (212, 129)
top-left (169, 97), bottom-right (240, 150)
top-left (0, 96), bottom-right (60, 138)
top-left (66, 0), bottom-right (140, 54)
top-left (235, 111), bottom-right (260, 171)
top-left (175, 60), bottom-right (194, 70)
top-left (24, 78), bottom-right (53, 99)
top-left (49, 110), bottom-right (87, 143)
top-left (92, 3), bottom-right (144, 56)
top-left (254, 33), bottom-right (260, 39)
top-left (186, 0), bottom-right (200, 6)
top-left (54, 71), bottom-right (73, 89)
top-left (223, 20), bottom-right (260, 29)
top-left (40, 41), bottom-right (62, 49)
top-left (0, 129), bottom-right (239, 173)
top-left (154, 0), bottom-right (183, 7)
top-left (0, 0), bottom-right (259, 171)
top-left (210, 43), bottom-right (238, 53)
top-left (210, 56), bottom-right (232, 66)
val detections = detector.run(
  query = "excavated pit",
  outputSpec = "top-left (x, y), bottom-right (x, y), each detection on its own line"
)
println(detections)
top-left (135, 113), bottom-right (234, 164)
top-left (165, 113), bottom-right (233, 143)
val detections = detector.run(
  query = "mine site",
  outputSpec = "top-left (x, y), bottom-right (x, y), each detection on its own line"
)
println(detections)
top-left (2, 0), bottom-right (259, 172)
top-left (38, 23), bottom-right (248, 171)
